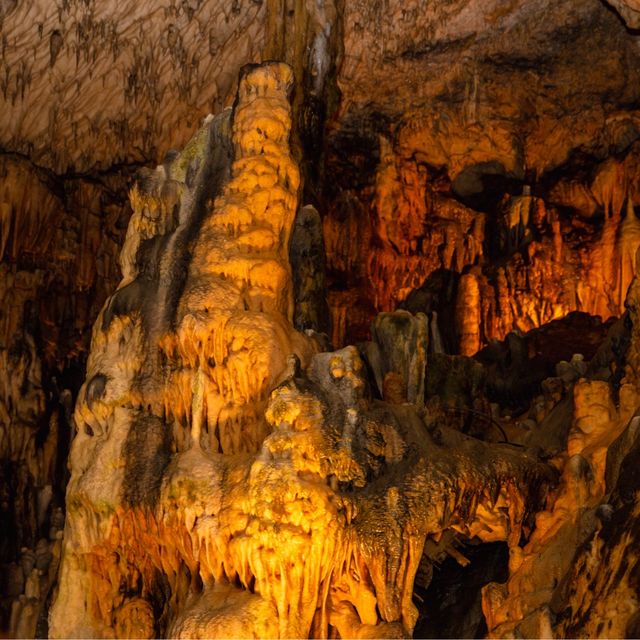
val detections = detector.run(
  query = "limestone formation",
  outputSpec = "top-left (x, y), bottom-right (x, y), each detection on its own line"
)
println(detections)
top-left (480, 254), bottom-right (640, 639)
top-left (326, 136), bottom-right (640, 351)
top-left (48, 63), bottom-right (554, 639)
top-left (2, 1), bottom-right (640, 639)
top-left (48, 62), bottom-right (314, 636)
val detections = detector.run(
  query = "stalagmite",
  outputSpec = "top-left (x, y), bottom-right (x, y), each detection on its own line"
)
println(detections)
top-left (456, 273), bottom-right (482, 356)
top-left (44, 62), bottom-right (559, 640)
top-left (49, 62), bottom-right (314, 638)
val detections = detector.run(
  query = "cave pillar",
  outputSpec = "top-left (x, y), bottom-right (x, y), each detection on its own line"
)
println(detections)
top-left (456, 271), bottom-right (482, 356)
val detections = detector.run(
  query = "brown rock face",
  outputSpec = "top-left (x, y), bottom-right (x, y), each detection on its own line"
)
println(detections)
top-left (605, 0), bottom-right (640, 27)
top-left (2, 1), bottom-right (640, 638)
top-left (0, 0), bottom-right (265, 173)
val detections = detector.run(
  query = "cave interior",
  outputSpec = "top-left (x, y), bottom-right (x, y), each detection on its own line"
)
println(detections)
top-left (1, 0), bottom-right (640, 638)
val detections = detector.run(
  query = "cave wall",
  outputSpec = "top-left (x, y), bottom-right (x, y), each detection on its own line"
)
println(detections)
top-left (324, 136), bottom-right (640, 350)
top-left (323, 0), bottom-right (640, 348)
top-left (0, 154), bottom-right (133, 635)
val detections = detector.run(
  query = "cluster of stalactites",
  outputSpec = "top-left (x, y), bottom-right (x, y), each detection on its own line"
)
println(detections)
top-left (324, 136), bottom-right (640, 354)
top-left (370, 138), bottom-right (485, 308)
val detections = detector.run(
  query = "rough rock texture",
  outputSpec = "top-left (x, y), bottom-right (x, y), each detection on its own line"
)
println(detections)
top-left (479, 254), bottom-right (640, 638)
top-left (47, 63), bottom-right (557, 639)
top-left (335, 0), bottom-right (640, 180)
top-left (324, 0), bottom-right (640, 348)
top-left (606, 0), bottom-right (640, 28)
top-left (3, 1), bottom-right (640, 638)
top-left (0, 0), bottom-right (265, 173)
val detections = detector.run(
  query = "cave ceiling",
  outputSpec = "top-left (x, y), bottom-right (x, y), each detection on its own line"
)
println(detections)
top-left (336, 0), bottom-right (640, 187)
top-left (0, 0), bottom-right (266, 173)
top-left (2, 0), bottom-right (640, 180)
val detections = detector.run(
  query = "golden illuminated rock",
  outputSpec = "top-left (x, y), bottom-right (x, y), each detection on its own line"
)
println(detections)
top-left (326, 134), bottom-right (640, 356)
top-left (46, 62), bottom-right (560, 640)
top-left (3, 2), bottom-right (640, 638)
top-left (48, 61), bottom-right (315, 636)
top-left (481, 253), bottom-right (640, 639)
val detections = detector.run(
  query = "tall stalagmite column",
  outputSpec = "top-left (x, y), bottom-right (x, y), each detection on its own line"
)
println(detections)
top-left (49, 62), bottom-right (313, 638)
top-left (48, 62), bottom-right (557, 640)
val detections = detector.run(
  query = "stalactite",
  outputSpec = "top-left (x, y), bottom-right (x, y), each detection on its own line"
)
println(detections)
top-left (324, 136), bottom-right (640, 356)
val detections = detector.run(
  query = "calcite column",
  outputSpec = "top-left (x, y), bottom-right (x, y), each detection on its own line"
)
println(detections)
top-left (168, 62), bottom-right (313, 455)
top-left (49, 62), bottom-right (313, 638)
top-left (456, 271), bottom-right (481, 356)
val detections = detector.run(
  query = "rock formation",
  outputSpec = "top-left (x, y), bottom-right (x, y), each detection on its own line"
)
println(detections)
top-left (325, 137), bottom-right (640, 350)
top-left (43, 61), bottom-right (555, 639)
top-left (2, 1), bottom-right (640, 638)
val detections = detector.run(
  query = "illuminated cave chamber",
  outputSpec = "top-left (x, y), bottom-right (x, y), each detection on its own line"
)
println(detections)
top-left (2, 0), bottom-right (640, 638)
